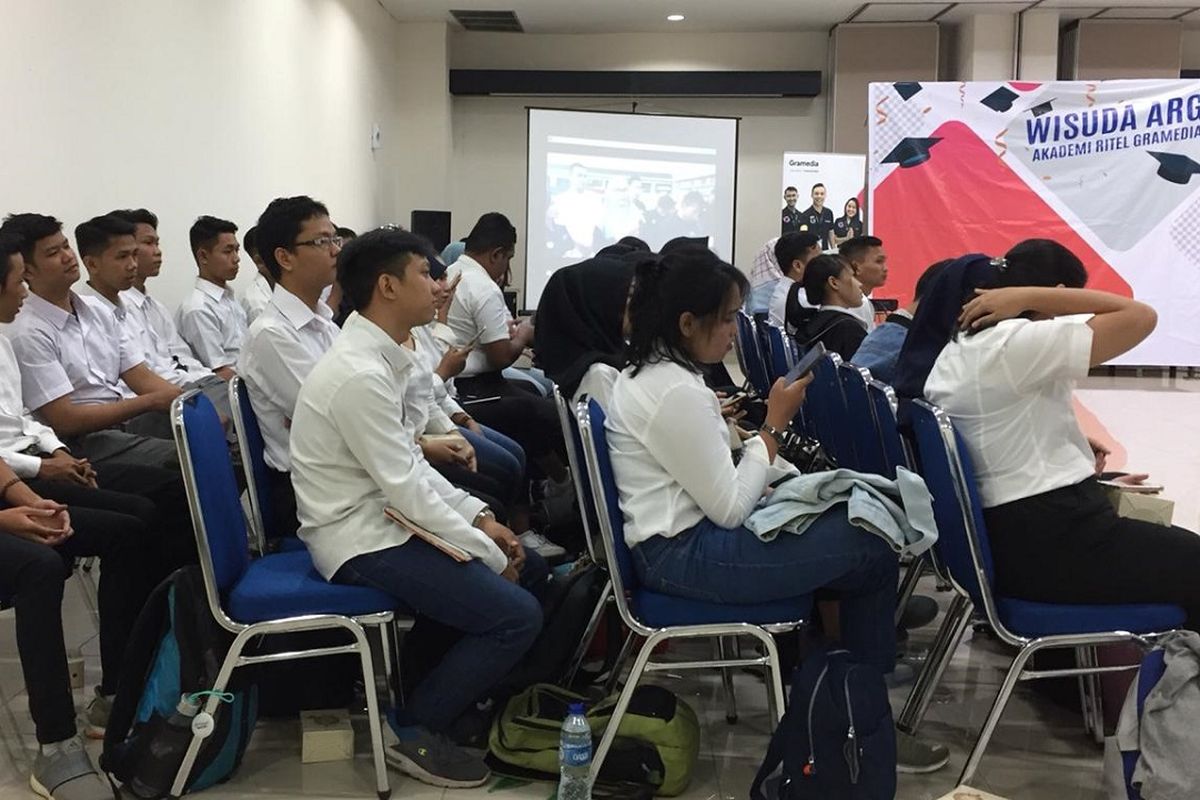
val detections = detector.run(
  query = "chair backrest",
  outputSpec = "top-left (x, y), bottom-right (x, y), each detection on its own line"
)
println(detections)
top-left (905, 399), bottom-right (998, 618)
top-left (552, 385), bottom-right (598, 562)
top-left (734, 311), bottom-right (771, 397)
top-left (172, 391), bottom-right (251, 624)
top-left (804, 352), bottom-right (857, 468)
top-left (228, 376), bottom-right (272, 552)
top-left (837, 362), bottom-right (889, 476)
top-left (575, 398), bottom-right (646, 634)
top-left (866, 379), bottom-right (910, 478)
top-left (763, 323), bottom-right (795, 383)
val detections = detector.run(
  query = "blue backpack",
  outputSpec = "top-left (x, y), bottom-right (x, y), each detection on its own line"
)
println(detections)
top-left (751, 647), bottom-right (896, 800)
top-left (101, 566), bottom-right (258, 797)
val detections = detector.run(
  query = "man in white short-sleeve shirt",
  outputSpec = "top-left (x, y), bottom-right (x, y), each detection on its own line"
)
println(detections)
top-left (924, 316), bottom-right (1096, 509)
top-left (176, 215), bottom-right (248, 379)
top-left (0, 213), bottom-right (181, 468)
top-left (240, 225), bottom-right (274, 325)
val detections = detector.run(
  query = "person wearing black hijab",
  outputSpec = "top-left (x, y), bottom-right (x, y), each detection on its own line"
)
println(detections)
top-left (535, 256), bottom-right (637, 404)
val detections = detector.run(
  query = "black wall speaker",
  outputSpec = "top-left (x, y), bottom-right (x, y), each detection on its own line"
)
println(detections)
top-left (411, 210), bottom-right (452, 252)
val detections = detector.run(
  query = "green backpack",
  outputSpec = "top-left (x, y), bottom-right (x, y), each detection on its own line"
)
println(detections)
top-left (488, 683), bottom-right (700, 796)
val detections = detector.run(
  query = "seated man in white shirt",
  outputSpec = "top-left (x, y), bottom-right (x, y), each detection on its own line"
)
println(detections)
top-left (239, 225), bottom-right (274, 325)
top-left (176, 215), bottom-right (248, 380)
top-left (237, 196), bottom-right (342, 540)
top-left (839, 235), bottom-right (889, 332)
top-left (768, 231), bottom-right (821, 329)
top-left (290, 227), bottom-right (545, 788)
top-left (75, 213), bottom-right (232, 432)
top-left (0, 213), bottom-right (181, 469)
top-left (446, 213), bottom-right (569, 491)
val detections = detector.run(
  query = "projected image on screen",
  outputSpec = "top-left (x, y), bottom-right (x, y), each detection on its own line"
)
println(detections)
top-left (527, 109), bottom-right (738, 307)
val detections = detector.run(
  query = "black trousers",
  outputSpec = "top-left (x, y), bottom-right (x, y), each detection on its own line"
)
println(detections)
top-left (456, 373), bottom-right (565, 465)
top-left (985, 478), bottom-right (1200, 630)
top-left (0, 488), bottom-right (158, 744)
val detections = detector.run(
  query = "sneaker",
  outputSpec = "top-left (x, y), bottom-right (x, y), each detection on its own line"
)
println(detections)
top-left (895, 731), bottom-right (950, 774)
top-left (385, 728), bottom-right (490, 788)
top-left (84, 688), bottom-right (111, 740)
top-left (519, 530), bottom-right (567, 560)
top-left (31, 736), bottom-right (116, 800)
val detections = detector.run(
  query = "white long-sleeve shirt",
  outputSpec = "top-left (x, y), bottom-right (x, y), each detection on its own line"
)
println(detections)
top-left (605, 359), bottom-right (775, 545)
top-left (289, 313), bottom-right (507, 580)
top-left (175, 278), bottom-right (248, 370)
top-left (240, 272), bottom-right (274, 325)
top-left (120, 286), bottom-right (215, 386)
top-left (237, 285), bottom-right (339, 472)
top-left (0, 336), bottom-right (67, 477)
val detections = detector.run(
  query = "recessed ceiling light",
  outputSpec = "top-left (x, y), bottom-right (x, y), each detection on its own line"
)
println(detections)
top-left (667, 14), bottom-right (685, 21)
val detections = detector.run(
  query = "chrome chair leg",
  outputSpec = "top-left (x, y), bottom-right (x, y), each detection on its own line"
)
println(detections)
top-left (604, 631), bottom-right (637, 695)
top-left (717, 637), bottom-right (738, 724)
top-left (897, 593), bottom-right (972, 735)
top-left (895, 556), bottom-right (924, 627)
top-left (958, 641), bottom-right (1041, 787)
top-left (564, 579), bottom-right (612, 687)
top-left (591, 630), bottom-right (662, 783)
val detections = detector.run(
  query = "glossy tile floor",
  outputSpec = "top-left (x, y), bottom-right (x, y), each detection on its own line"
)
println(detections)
top-left (0, 373), bottom-right (1195, 800)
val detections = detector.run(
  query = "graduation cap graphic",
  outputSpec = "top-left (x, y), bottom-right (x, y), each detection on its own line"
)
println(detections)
top-left (882, 137), bottom-right (942, 168)
top-left (980, 86), bottom-right (1019, 113)
top-left (1148, 151), bottom-right (1200, 185)
top-left (1028, 100), bottom-right (1054, 117)
top-left (893, 82), bottom-right (923, 101)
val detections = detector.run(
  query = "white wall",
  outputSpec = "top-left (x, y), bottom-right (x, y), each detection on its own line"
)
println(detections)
top-left (447, 31), bottom-right (829, 299)
top-left (0, 0), bottom-right (451, 312)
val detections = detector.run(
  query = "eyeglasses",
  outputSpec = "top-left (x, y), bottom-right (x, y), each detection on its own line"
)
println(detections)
top-left (294, 236), bottom-right (344, 251)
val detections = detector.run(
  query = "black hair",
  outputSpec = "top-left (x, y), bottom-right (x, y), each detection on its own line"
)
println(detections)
top-left (681, 190), bottom-right (705, 208)
top-left (616, 235), bottom-right (650, 252)
top-left (189, 215), bottom-right (238, 257)
top-left (784, 186), bottom-right (798, 194)
top-left (243, 226), bottom-right (258, 258)
top-left (839, 235), bottom-right (883, 264)
top-left (0, 232), bottom-right (21, 286)
top-left (337, 227), bottom-right (432, 312)
top-left (803, 254), bottom-right (851, 306)
top-left (254, 196), bottom-right (329, 281)
top-left (464, 212), bottom-right (516, 254)
top-left (843, 197), bottom-right (859, 214)
top-left (774, 232), bottom-right (821, 273)
top-left (335, 226), bottom-right (357, 240)
top-left (1000, 239), bottom-right (1088, 289)
top-left (811, 183), bottom-right (825, 192)
top-left (1, 213), bottom-right (64, 264)
top-left (626, 247), bottom-right (748, 375)
top-left (110, 208), bottom-right (158, 230)
top-left (74, 214), bottom-right (136, 259)
top-left (913, 259), bottom-right (953, 302)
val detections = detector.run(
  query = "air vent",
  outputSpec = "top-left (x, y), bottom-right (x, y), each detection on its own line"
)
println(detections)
top-left (450, 9), bottom-right (523, 32)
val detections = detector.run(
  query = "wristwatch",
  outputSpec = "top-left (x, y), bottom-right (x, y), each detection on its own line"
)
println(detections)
top-left (473, 508), bottom-right (496, 526)
top-left (759, 424), bottom-right (788, 445)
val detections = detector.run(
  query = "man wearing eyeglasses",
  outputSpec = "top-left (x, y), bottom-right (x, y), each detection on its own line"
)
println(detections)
top-left (175, 215), bottom-right (248, 380)
top-left (236, 196), bottom-right (342, 540)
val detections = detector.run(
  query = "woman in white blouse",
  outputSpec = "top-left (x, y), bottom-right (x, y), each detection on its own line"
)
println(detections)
top-left (605, 247), bottom-right (899, 674)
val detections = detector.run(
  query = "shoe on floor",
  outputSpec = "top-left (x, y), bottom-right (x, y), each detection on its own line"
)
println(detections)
top-left (385, 727), bottom-right (490, 788)
top-left (899, 594), bottom-right (940, 631)
top-left (31, 737), bottom-right (116, 800)
top-left (895, 731), bottom-right (950, 774)
top-left (84, 687), bottom-right (111, 740)
top-left (519, 530), bottom-right (567, 560)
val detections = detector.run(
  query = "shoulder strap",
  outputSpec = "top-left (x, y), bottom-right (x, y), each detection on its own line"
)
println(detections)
top-left (749, 712), bottom-right (791, 800)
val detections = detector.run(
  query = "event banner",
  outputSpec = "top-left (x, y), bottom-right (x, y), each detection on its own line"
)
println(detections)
top-left (866, 79), bottom-right (1200, 367)
top-left (781, 152), bottom-right (866, 251)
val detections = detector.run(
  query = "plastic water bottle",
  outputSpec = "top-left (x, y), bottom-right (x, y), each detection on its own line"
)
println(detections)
top-left (558, 702), bottom-right (592, 800)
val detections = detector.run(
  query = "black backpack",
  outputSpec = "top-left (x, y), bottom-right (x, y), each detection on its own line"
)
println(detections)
top-left (102, 566), bottom-right (258, 798)
top-left (751, 647), bottom-right (896, 800)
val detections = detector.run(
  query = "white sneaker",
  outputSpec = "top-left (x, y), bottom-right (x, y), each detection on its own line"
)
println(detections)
top-left (519, 530), bottom-right (567, 559)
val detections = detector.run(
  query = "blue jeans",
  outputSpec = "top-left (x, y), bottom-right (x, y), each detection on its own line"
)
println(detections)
top-left (633, 507), bottom-right (898, 674)
top-left (459, 425), bottom-right (527, 506)
top-left (335, 540), bottom-right (547, 731)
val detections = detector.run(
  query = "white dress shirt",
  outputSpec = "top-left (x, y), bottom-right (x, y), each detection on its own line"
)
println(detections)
top-left (237, 285), bottom-right (339, 472)
top-left (289, 313), bottom-right (507, 580)
top-left (445, 254), bottom-right (512, 377)
top-left (0, 336), bottom-right (67, 477)
top-left (852, 297), bottom-right (877, 332)
top-left (175, 278), bottom-right (248, 370)
top-left (241, 272), bottom-right (274, 325)
top-left (7, 291), bottom-right (143, 412)
top-left (120, 286), bottom-right (214, 387)
top-left (606, 359), bottom-right (777, 546)
top-left (409, 324), bottom-right (465, 436)
top-left (925, 317), bottom-right (1096, 509)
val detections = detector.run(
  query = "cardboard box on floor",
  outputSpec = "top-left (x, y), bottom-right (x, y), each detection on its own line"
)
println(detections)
top-left (936, 788), bottom-right (1010, 800)
top-left (1104, 487), bottom-right (1175, 527)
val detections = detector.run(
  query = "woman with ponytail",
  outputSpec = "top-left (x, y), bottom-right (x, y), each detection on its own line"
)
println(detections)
top-left (606, 246), bottom-right (899, 672)
top-left (895, 239), bottom-right (1200, 629)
